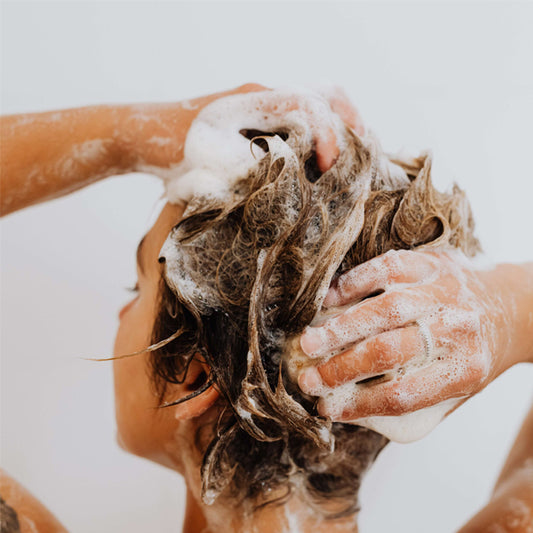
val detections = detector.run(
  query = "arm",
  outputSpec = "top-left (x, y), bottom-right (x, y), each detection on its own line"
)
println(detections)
top-left (0, 84), bottom-right (267, 216)
top-left (0, 469), bottom-right (68, 533)
top-left (482, 262), bottom-right (533, 371)
top-left (298, 251), bottom-right (533, 421)
top-left (1, 104), bottom-right (132, 214)
top-left (457, 402), bottom-right (533, 533)
top-left (1, 83), bottom-right (360, 217)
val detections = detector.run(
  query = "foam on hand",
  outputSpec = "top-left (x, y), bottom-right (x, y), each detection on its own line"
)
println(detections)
top-left (160, 87), bottom-right (349, 205)
top-left (284, 328), bottom-right (463, 443)
top-left (284, 247), bottom-right (492, 444)
top-left (159, 86), bottom-right (469, 444)
top-left (347, 398), bottom-right (462, 442)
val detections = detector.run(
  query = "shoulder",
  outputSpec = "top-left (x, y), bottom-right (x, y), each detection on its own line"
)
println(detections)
top-left (0, 469), bottom-right (68, 533)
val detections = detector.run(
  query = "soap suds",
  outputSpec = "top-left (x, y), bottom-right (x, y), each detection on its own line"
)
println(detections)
top-left (348, 397), bottom-right (463, 442)
top-left (156, 88), bottom-right (483, 480)
top-left (157, 87), bottom-right (355, 205)
top-left (287, 248), bottom-right (494, 443)
top-left (157, 88), bottom-right (485, 445)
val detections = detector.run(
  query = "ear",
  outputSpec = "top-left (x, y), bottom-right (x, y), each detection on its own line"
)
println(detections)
top-left (173, 355), bottom-right (220, 421)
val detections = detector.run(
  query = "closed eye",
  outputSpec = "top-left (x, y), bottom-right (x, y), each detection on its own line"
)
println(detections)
top-left (125, 282), bottom-right (139, 293)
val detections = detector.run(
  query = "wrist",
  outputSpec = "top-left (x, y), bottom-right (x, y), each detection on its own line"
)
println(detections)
top-left (111, 105), bottom-right (144, 173)
top-left (480, 262), bottom-right (533, 375)
top-left (113, 102), bottom-right (195, 174)
top-left (111, 86), bottom-right (267, 175)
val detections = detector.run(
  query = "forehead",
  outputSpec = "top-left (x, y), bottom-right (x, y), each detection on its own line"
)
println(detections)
top-left (142, 202), bottom-right (186, 267)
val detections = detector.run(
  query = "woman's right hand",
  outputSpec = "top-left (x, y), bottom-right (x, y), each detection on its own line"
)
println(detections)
top-left (118, 83), bottom-right (366, 177)
top-left (116, 83), bottom-right (268, 177)
top-left (298, 250), bottom-right (533, 423)
top-left (1, 83), bottom-right (363, 215)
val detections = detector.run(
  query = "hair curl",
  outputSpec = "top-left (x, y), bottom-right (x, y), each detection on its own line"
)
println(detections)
top-left (150, 126), bottom-right (480, 518)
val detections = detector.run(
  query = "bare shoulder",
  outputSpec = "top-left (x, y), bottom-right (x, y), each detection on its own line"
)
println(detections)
top-left (0, 469), bottom-right (68, 533)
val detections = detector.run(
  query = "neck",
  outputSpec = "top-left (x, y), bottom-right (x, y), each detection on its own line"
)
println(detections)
top-left (182, 488), bottom-right (359, 533)
top-left (182, 490), bottom-right (209, 533)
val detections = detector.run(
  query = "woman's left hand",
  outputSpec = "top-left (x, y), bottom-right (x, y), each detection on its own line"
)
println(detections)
top-left (297, 249), bottom-right (531, 422)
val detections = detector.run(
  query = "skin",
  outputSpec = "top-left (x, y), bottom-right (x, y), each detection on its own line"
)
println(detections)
top-left (458, 403), bottom-right (533, 533)
top-left (1, 83), bottom-right (343, 216)
top-left (297, 250), bottom-right (533, 532)
top-left (0, 469), bottom-right (67, 533)
top-left (298, 250), bottom-right (533, 419)
top-left (0, 84), bottom-right (358, 531)
top-left (1, 84), bottom-right (531, 530)
top-left (114, 202), bottom-right (361, 533)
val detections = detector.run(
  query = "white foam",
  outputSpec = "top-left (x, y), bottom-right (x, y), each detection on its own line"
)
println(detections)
top-left (349, 397), bottom-right (463, 443)
top-left (156, 89), bottom-right (491, 446)
top-left (158, 87), bottom-right (348, 205)
top-left (284, 248), bottom-right (495, 443)
top-left (284, 336), bottom-right (464, 443)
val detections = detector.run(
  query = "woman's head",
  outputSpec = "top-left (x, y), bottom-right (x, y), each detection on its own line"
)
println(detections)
top-left (113, 125), bottom-right (479, 518)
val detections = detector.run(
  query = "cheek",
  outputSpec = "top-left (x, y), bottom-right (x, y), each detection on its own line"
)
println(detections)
top-left (114, 297), bottom-right (149, 357)
top-left (113, 299), bottom-right (160, 458)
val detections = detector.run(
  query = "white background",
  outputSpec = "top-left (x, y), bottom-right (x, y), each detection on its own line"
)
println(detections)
top-left (1, 2), bottom-right (532, 532)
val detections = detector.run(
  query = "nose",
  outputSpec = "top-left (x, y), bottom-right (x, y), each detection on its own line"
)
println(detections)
top-left (118, 297), bottom-right (137, 320)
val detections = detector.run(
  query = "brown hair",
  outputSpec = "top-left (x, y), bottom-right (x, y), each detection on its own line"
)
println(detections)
top-left (150, 127), bottom-right (480, 518)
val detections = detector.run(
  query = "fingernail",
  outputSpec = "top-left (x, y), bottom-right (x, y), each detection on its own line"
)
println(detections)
top-left (298, 367), bottom-right (323, 394)
top-left (316, 398), bottom-right (329, 417)
top-left (318, 400), bottom-right (349, 422)
top-left (300, 328), bottom-right (323, 356)
top-left (322, 288), bottom-right (338, 308)
top-left (317, 153), bottom-right (334, 173)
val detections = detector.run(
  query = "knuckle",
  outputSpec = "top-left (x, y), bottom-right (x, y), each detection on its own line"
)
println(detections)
top-left (381, 250), bottom-right (405, 278)
top-left (381, 249), bottom-right (397, 268)
top-left (239, 83), bottom-right (265, 92)
top-left (379, 291), bottom-right (400, 313)
top-left (468, 354), bottom-right (490, 383)
top-left (381, 386), bottom-right (407, 415)
top-left (320, 360), bottom-right (339, 385)
top-left (368, 336), bottom-right (388, 358)
top-left (336, 268), bottom-right (356, 296)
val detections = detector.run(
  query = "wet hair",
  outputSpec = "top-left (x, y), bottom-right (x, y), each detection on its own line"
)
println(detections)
top-left (150, 127), bottom-right (480, 518)
top-left (0, 495), bottom-right (21, 533)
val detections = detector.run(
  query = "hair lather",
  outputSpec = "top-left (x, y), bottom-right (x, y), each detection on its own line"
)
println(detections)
top-left (150, 125), bottom-right (480, 517)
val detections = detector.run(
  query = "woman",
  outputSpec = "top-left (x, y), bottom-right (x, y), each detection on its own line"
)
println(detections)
top-left (1, 85), bottom-right (531, 532)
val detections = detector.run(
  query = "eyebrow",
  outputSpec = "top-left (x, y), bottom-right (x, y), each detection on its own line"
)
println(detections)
top-left (136, 235), bottom-right (147, 275)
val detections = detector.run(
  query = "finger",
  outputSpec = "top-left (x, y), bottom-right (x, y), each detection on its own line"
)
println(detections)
top-left (301, 287), bottom-right (431, 358)
top-left (299, 326), bottom-right (423, 391)
top-left (239, 89), bottom-right (341, 173)
top-left (199, 84), bottom-right (269, 109)
top-left (327, 88), bottom-right (365, 136)
top-left (315, 126), bottom-right (340, 173)
top-left (308, 84), bottom-right (365, 135)
top-left (318, 361), bottom-right (471, 420)
top-left (323, 250), bottom-right (436, 308)
top-left (234, 83), bottom-right (269, 93)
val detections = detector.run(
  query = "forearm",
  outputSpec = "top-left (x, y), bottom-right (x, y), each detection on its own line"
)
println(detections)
top-left (0, 105), bottom-right (139, 215)
top-left (457, 475), bottom-right (533, 533)
top-left (0, 85), bottom-right (268, 217)
top-left (496, 402), bottom-right (533, 489)
top-left (457, 403), bottom-right (533, 533)
top-left (483, 262), bottom-right (533, 374)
